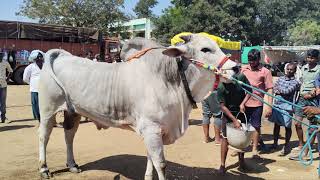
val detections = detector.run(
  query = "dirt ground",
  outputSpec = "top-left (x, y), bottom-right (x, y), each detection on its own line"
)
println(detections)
top-left (0, 85), bottom-right (319, 180)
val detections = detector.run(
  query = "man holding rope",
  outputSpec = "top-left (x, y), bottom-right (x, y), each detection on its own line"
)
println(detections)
top-left (300, 105), bottom-right (320, 162)
top-left (290, 49), bottom-right (320, 159)
top-left (217, 64), bottom-right (252, 173)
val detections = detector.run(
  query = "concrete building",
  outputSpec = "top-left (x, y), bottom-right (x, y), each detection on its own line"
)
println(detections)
top-left (122, 18), bottom-right (154, 39)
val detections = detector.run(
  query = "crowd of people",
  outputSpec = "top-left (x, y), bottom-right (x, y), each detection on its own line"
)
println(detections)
top-left (1, 46), bottom-right (320, 175)
top-left (201, 48), bottom-right (320, 174)
top-left (82, 51), bottom-right (122, 63)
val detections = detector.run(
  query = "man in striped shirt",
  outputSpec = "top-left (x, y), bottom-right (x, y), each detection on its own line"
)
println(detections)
top-left (269, 63), bottom-right (300, 155)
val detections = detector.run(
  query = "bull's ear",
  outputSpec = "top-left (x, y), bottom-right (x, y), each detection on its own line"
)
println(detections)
top-left (179, 35), bottom-right (191, 44)
top-left (162, 46), bottom-right (187, 57)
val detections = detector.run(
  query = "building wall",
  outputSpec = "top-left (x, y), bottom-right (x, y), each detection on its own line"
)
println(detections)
top-left (123, 18), bottom-right (154, 39)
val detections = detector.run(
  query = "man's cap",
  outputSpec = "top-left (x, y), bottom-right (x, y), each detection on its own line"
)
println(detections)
top-left (29, 50), bottom-right (44, 62)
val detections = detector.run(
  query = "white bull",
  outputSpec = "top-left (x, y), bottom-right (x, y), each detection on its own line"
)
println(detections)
top-left (38, 34), bottom-right (237, 179)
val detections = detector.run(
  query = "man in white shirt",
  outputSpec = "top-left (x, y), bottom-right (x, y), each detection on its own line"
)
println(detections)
top-left (23, 50), bottom-right (44, 122)
top-left (0, 52), bottom-right (13, 123)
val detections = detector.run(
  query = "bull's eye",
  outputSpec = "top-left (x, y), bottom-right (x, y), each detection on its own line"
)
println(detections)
top-left (201, 48), bottom-right (211, 53)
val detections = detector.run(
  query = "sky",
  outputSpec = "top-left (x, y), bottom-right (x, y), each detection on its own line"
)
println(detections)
top-left (0, 0), bottom-right (171, 22)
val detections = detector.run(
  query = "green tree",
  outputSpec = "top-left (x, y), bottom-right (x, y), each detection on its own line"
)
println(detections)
top-left (153, 0), bottom-right (257, 44)
top-left (154, 7), bottom-right (190, 44)
top-left (16, 0), bottom-right (127, 34)
top-left (294, 0), bottom-right (320, 21)
top-left (133, 0), bottom-right (158, 18)
top-left (251, 0), bottom-right (319, 45)
top-left (287, 20), bottom-right (320, 45)
top-left (154, 0), bottom-right (320, 45)
top-left (251, 0), bottom-right (298, 45)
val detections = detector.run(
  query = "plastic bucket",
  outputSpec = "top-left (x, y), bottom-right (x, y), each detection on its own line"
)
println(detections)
top-left (226, 112), bottom-right (255, 150)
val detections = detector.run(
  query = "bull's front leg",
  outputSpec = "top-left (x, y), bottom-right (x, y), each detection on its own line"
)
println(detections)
top-left (142, 128), bottom-right (166, 180)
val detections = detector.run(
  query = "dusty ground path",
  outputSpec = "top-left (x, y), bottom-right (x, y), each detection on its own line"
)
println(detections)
top-left (0, 85), bottom-right (318, 180)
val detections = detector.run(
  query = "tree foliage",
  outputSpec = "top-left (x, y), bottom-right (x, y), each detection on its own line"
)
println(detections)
top-left (287, 20), bottom-right (320, 45)
top-left (133, 0), bottom-right (158, 18)
top-left (17, 0), bottom-right (127, 35)
top-left (153, 0), bottom-right (320, 45)
top-left (154, 0), bottom-right (257, 44)
top-left (253, 0), bottom-right (320, 45)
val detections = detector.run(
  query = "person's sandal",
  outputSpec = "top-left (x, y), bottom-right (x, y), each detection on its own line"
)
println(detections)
top-left (279, 146), bottom-right (291, 156)
top-left (252, 150), bottom-right (261, 159)
top-left (292, 146), bottom-right (303, 152)
top-left (215, 140), bottom-right (221, 145)
top-left (289, 153), bottom-right (307, 161)
top-left (218, 165), bottom-right (226, 174)
top-left (230, 151), bottom-right (238, 157)
top-left (203, 137), bottom-right (212, 143)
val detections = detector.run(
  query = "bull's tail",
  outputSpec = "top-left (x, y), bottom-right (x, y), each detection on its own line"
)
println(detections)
top-left (44, 49), bottom-right (75, 115)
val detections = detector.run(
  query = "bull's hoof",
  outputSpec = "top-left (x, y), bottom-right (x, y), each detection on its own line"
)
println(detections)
top-left (144, 175), bottom-right (153, 180)
top-left (40, 170), bottom-right (51, 179)
top-left (67, 164), bottom-right (81, 173)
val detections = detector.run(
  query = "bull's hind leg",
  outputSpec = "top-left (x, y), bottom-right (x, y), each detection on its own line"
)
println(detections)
top-left (142, 128), bottom-right (166, 180)
top-left (144, 153), bottom-right (154, 180)
top-left (64, 111), bottom-right (81, 173)
top-left (39, 115), bottom-right (56, 179)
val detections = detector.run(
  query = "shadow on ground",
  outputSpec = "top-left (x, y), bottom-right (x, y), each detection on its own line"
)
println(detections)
top-left (53, 154), bottom-right (267, 180)
top-left (7, 105), bottom-right (32, 108)
top-left (0, 125), bottom-right (34, 132)
top-left (261, 133), bottom-right (285, 141)
top-left (189, 119), bottom-right (202, 126)
top-left (259, 140), bottom-right (300, 155)
top-left (7, 118), bottom-right (36, 123)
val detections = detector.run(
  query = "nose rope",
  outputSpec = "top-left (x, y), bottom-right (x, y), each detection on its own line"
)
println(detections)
top-left (189, 56), bottom-right (231, 73)
top-left (189, 59), bottom-right (217, 71)
top-left (214, 57), bottom-right (228, 90)
top-left (189, 56), bottom-right (231, 76)
top-left (189, 57), bottom-right (233, 90)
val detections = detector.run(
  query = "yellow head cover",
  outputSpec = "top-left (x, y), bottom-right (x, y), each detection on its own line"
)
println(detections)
top-left (171, 32), bottom-right (241, 51)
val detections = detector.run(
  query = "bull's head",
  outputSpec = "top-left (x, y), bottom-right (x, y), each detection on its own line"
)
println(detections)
top-left (162, 34), bottom-right (237, 80)
top-left (162, 34), bottom-right (238, 101)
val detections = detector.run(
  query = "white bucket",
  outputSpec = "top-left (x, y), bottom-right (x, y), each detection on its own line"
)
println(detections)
top-left (226, 112), bottom-right (255, 150)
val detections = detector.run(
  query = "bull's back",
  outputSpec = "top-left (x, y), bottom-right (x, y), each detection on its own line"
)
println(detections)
top-left (49, 58), bottom-right (149, 119)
